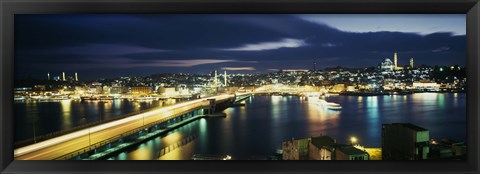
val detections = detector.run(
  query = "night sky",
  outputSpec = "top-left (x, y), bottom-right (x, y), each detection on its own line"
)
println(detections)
top-left (14, 14), bottom-right (466, 80)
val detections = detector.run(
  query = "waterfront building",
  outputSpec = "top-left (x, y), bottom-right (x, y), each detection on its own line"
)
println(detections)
top-left (110, 84), bottom-right (123, 94)
top-left (86, 82), bottom-right (103, 94)
top-left (102, 86), bottom-right (111, 95)
top-left (130, 86), bottom-right (152, 95)
top-left (382, 123), bottom-right (430, 160)
top-left (74, 86), bottom-right (85, 95)
top-left (33, 85), bottom-right (46, 92)
top-left (330, 84), bottom-right (345, 93)
top-left (346, 85), bottom-right (355, 92)
top-left (412, 80), bottom-right (440, 91)
top-left (159, 87), bottom-right (177, 98)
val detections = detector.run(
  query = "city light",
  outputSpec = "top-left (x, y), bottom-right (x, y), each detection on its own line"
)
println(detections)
top-left (12, 14), bottom-right (468, 161)
top-left (350, 136), bottom-right (358, 144)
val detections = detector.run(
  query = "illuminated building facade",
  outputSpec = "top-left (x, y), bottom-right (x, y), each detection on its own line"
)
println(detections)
top-left (394, 51), bottom-right (398, 68)
top-left (412, 80), bottom-right (440, 91)
top-left (130, 86), bottom-right (152, 95)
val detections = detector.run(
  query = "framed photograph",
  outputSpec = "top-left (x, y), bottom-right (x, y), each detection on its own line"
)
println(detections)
top-left (1, 0), bottom-right (479, 173)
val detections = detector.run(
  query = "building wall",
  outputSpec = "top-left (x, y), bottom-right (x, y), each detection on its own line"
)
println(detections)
top-left (159, 87), bottom-right (177, 98)
top-left (336, 150), bottom-right (369, 160)
top-left (131, 86), bottom-right (152, 95)
top-left (282, 138), bottom-right (310, 160)
top-left (308, 142), bottom-right (332, 160)
top-left (412, 82), bottom-right (440, 91)
top-left (382, 124), bottom-right (430, 160)
top-left (330, 84), bottom-right (345, 93)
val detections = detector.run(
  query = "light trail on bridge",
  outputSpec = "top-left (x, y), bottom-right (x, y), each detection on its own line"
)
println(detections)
top-left (14, 94), bottom-right (236, 160)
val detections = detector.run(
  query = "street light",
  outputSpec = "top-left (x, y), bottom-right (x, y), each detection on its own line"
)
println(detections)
top-left (88, 127), bottom-right (91, 147)
top-left (350, 136), bottom-right (358, 145)
top-left (32, 121), bottom-right (37, 143)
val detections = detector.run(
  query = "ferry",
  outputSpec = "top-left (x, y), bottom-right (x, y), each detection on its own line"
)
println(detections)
top-left (318, 99), bottom-right (342, 110)
top-left (304, 92), bottom-right (321, 101)
top-left (14, 95), bottom-right (26, 101)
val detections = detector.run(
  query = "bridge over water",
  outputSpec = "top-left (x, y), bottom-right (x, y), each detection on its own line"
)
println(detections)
top-left (14, 94), bottom-right (241, 160)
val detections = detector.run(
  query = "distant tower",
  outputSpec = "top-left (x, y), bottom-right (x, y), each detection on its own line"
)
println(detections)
top-left (224, 71), bottom-right (227, 87)
top-left (75, 72), bottom-right (78, 81)
top-left (47, 72), bottom-right (50, 80)
top-left (213, 70), bottom-right (218, 87)
top-left (62, 72), bottom-right (66, 81)
top-left (313, 60), bottom-right (317, 71)
top-left (393, 51), bottom-right (398, 68)
top-left (410, 57), bottom-right (414, 68)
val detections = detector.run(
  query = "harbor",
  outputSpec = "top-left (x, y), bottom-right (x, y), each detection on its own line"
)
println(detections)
top-left (104, 93), bottom-right (466, 160)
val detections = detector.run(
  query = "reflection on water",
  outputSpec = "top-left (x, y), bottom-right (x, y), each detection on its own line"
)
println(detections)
top-left (110, 93), bottom-right (466, 160)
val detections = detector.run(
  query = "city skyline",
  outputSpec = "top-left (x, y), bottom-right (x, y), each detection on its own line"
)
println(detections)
top-left (15, 14), bottom-right (466, 80)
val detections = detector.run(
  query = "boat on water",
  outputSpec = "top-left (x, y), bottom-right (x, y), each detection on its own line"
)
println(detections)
top-left (14, 95), bottom-right (26, 101)
top-left (318, 99), bottom-right (342, 110)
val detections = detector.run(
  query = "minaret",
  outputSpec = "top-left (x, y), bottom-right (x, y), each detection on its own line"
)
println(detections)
top-left (214, 70), bottom-right (218, 87)
top-left (393, 51), bottom-right (398, 69)
top-left (75, 72), bottom-right (78, 81)
top-left (410, 57), bottom-right (414, 68)
top-left (224, 71), bottom-right (227, 87)
top-left (62, 72), bottom-right (66, 81)
top-left (313, 60), bottom-right (317, 71)
top-left (47, 72), bottom-right (50, 80)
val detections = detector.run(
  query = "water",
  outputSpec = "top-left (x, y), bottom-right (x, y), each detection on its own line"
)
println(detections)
top-left (108, 93), bottom-right (467, 160)
top-left (14, 99), bottom-right (178, 142)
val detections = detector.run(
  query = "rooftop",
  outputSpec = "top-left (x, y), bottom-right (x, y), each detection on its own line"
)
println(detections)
top-left (383, 123), bottom-right (428, 131)
top-left (337, 145), bottom-right (369, 156)
top-left (310, 136), bottom-right (335, 149)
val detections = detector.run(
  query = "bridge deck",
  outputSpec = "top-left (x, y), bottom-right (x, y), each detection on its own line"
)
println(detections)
top-left (14, 94), bottom-right (236, 160)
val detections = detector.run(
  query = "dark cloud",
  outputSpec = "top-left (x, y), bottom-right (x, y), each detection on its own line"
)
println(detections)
top-left (14, 14), bottom-right (466, 80)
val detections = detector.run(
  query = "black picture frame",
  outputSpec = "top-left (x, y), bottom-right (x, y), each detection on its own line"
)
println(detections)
top-left (1, 0), bottom-right (479, 173)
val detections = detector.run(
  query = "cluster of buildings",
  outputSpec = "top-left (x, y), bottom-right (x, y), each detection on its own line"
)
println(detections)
top-left (14, 51), bottom-right (466, 100)
top-left (382, 123), bottom-right (466, 160)
top-left (282, 123), bottom-right (466, 160)
top-left (282, 135), bottom-right (370, 160)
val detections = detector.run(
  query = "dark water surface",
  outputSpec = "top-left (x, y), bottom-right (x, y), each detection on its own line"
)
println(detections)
top-left (107, 93), bottom-right (466, 160)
